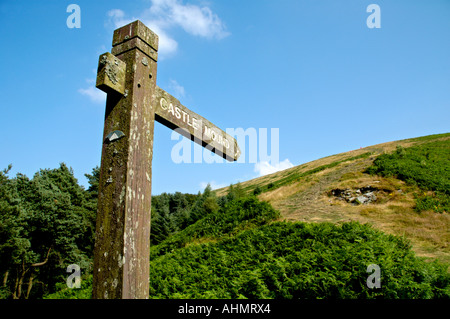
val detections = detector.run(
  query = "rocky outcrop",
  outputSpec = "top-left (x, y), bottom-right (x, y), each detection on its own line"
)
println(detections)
top-left (330, 186), bottom-right (379, 205)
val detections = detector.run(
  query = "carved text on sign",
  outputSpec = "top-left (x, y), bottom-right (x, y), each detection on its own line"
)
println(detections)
top-left (158, 96), bottom-right (232, 151)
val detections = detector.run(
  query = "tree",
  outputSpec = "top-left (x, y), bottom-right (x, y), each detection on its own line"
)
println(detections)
top-left (0, 163), bottom-right (96, 298)
top-left (188, 184), bottom-right (219, 224)
top-left (0, 165), bottom-right (26, 298)
top-left (84, 166), bottom-right (100, 199)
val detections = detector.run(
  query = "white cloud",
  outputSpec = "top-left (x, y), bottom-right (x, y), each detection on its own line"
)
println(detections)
top-left (108, 9), bottom-right (125, 20)
top-left (168, 79), bottom-right (186, 99)
top-left (107, 0), bottom-right (229, 58)
top-left (146, 22), bottom-right (179, 57)
top-left (150, 0), bottom-right (230, 39)
top-left (254, 159), bottom-right (294, 177)
top-left (107, 9), bottom-right (132, 28)
top-left (78, 86), bottom-right (106, 104)
top-left (199, 180), bottom-right (227, 191)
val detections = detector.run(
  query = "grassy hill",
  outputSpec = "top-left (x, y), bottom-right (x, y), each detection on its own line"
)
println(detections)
top-left (215, 133), bottom-right (450, 264)
top-left (48, 195), bottom-right (450, 299)
top-left (45, 132), bottom-right (450, 299)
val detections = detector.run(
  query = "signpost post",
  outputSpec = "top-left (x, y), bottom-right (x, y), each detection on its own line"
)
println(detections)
top-left (92, 20), bottom-right (240, 299)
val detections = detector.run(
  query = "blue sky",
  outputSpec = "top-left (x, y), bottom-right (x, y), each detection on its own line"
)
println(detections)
top-left (1, 0), bottom-right (449, 195)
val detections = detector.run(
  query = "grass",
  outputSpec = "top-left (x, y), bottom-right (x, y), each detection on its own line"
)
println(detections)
top-left (218, 133), bottom-right (450, 265)
top-left (325, 172), bottom-right (450, 264)
top-left (44, 132), bottom-right (450, 299)
top-left (254, 152), bottom-right (372, 194)
top-left (215, 133), bottom-right (450, 199)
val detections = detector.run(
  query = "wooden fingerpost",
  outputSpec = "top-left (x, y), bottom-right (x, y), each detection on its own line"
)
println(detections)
top-left (92, 20), bottom-right (240, 299)
top-left (92, 21), bottom-right (158, 299)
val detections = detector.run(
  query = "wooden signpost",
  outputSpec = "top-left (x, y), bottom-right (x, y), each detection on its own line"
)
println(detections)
top-left (92, 20), bottom-right (240, 299)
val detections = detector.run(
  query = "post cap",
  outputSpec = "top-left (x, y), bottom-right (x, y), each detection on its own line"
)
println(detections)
top-left (112, 20), bottom-right (159, 52)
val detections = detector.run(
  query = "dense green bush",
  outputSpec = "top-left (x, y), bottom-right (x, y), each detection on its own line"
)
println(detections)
top-left (44, 274), bottom-right (93, 299)
top-left (366, 139), bottom-right (450, 213)
top-left (415, 192), bottom-right (450, 214)
top-left (150, 195), bottom-right (280, 259)
top-left (48, 199), bottom-right (449, 299)
top-left (149, 221), bottom-right (449, 299)
top-left (253, 186), bottom-right (263, 195)
top-left (43, 194), bottom-right (281, 299)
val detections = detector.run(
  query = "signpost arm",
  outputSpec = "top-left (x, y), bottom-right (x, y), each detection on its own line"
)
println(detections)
top-left (153, 86), bottom-right (241, 162)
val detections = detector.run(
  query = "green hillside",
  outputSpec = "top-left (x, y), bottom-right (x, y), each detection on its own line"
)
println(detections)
top-left (216, 133), bottom-right (450, 264)
top-left (1, 133), bottom-right (449, 299)
top-left (148, 220), bottom-right (449, 299)
top-left (46, 191), bottom-right (450, 299)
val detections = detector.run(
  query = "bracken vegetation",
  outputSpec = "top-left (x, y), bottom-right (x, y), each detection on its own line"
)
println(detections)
top-left (2, 134), bottom-right (449, 299)
top-left (45, 185), bottom-right (450, 299)
top-left (366, 139), bottom-right (449, 213)
top-left (148, 221), bottom-right (449, 299)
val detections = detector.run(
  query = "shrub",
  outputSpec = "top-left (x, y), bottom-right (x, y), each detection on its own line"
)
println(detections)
top-left (44, 275), bottom-right (93, 299)
top-left (46, 200), bottom-right (450, 299)
top-left (253, 186), bottom-right (263, 195)
top-left (366, 139), bottom-right (449, 213)
top-left (150, 196), bottom-right (280, 259)
top-left (149, 222), bottom-right (450, 299)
